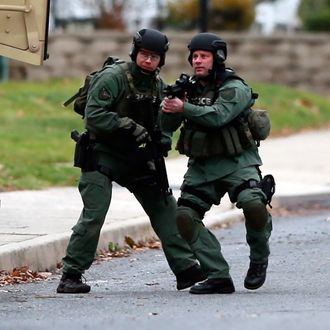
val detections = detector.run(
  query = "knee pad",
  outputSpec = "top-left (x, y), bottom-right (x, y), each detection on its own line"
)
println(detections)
top-left (243, 200), bottom-right (269, 231)
top-left (176, 206), bottom-right (199, 242)
top-left (177, 197), bottom-right (206, 219)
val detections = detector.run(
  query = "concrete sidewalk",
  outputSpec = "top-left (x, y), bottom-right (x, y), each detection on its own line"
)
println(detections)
top-left (1, 129), bottom-right (330, 272)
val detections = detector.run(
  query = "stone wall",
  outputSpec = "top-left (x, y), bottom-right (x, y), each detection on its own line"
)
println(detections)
top-left (9, 31), bottom-right (330, 96)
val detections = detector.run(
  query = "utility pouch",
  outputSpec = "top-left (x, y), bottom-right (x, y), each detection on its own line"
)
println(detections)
top-left (176, 126), bottom-right (193, 156)
top-left (71, 130), bottom-right (96, 170)
top-left (235, 117), bottom-right (255, 149)
top-left (208, 131), bottom-right (226, 156)
top-left (177, 127), bottom-right (210, 158)
top-left (248, 109), bottom-right (271, 142)
top-left (190, 131), bottom-right (208, 158)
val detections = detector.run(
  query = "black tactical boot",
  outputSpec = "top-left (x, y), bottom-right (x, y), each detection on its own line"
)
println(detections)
top-left (189, 278), bottom-right (235, 294)
top-left (176, 264), bottom-right (207, 290)
top-left (56, 273), bottom-right (91, 294)
top-left (244, 260), bottom-right (268, 290)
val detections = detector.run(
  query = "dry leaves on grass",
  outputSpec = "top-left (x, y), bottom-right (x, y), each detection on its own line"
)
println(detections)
top-left (0, 266), bottom-right (52, 287)
top-left (124, 236), bottom-right (161, 250)
top-left (95, 237), bottom-right (161, 263)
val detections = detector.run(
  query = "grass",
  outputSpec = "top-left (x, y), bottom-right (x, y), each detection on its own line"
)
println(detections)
top-left (0, 79), bottom-right (84, 190)
top-left (251, 82), bottom-right (330, 135)
top-left (0, 79), bottom-right (329, 191)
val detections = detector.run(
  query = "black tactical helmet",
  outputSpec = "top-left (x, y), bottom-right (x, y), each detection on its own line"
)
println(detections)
top-left (129, 28), bottom-right (169, 67)
top-left (187, 32), bottom-right (227, 66)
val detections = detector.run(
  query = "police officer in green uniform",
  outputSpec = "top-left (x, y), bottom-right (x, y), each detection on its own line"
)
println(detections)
top-left (57, 29), bottom-right (205, 294)
top-left (161, 33), bottom-right (273, 294)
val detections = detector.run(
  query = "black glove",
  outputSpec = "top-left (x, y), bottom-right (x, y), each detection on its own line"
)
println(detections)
top-left (118, 117), bottom-right (150, 145)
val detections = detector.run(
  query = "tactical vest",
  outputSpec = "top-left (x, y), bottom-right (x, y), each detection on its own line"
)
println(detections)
top-left (113, 63), bottom-right (161, 130)
top-left (176, 70), bottom-right (257, 158)
top-left (91, 62), bottom-right (162, 152)
top-left (64, 58), bottom-right (161, 127)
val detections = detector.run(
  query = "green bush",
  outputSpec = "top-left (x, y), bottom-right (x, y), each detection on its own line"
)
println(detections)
top-left (209, 0), bottom-right (255, 31)
top-left (165, 0), bottom-right (255, 31)
top-left (299, 0), bottom-right (329, 14)
top-left (165, 0), bottom-right (199, 30)
top-left (302, 10), bottom-right (330, 31)
top-left (299, 0), bottom-right (330, 31)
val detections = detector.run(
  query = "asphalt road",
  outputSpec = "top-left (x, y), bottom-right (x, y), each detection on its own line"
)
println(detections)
top-left (0, 209), bottom-right (329, 330)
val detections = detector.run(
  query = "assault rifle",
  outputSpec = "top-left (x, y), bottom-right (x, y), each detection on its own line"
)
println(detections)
top-left (142, 98), bottom-right (173, 204)
top-left (146, 124), bottom-right (173, 204)
top-left (164, 73), bottom-right (196, 99)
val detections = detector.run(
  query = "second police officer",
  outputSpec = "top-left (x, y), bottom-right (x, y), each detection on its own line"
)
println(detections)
top-left (161, 32), bottom-right (273, 294)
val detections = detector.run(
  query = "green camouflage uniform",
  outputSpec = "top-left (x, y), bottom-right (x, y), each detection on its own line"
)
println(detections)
top-left (62, 62), bottom-right (198, 276)
top-left (160, 76), bottom-right (272, 280)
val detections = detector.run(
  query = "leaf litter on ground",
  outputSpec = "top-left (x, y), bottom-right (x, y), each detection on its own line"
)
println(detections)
top-left (0, 237), bottom-right (161, 287)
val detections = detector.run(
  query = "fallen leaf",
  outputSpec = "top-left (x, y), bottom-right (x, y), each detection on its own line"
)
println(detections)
top-left (0, 267), bottom-right (52, 287)
top-left (125, 236), bottom-right (136, 248)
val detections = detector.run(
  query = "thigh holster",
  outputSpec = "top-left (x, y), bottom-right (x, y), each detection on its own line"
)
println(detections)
top-left (233, 174), bottom-right (275, 207)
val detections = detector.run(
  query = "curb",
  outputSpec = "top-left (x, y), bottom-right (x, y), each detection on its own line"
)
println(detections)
top-left (0, 217), bottom-right (155, 272)
top-left (0, 209), bottom-right (242, 273)
top-left (272, 192), bottom-right (330, 210)
top-left (1, 191), bottom-right (329, 273)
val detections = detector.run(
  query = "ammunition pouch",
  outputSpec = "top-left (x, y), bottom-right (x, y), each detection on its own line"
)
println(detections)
top-left (176, 122), bottom-right (253, 159)
top-left (71, 130), bottom-right (97, 171)
top-left (221, 126), bottom-right (243, 156)
top-left (232, 174), bottom-right (276, 208)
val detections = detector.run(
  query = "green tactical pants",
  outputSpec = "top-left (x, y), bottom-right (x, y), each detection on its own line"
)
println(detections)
top-left (176, 166), bottom-right (272, 279)
top-left (62, 170), bottom-right (197, 275)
